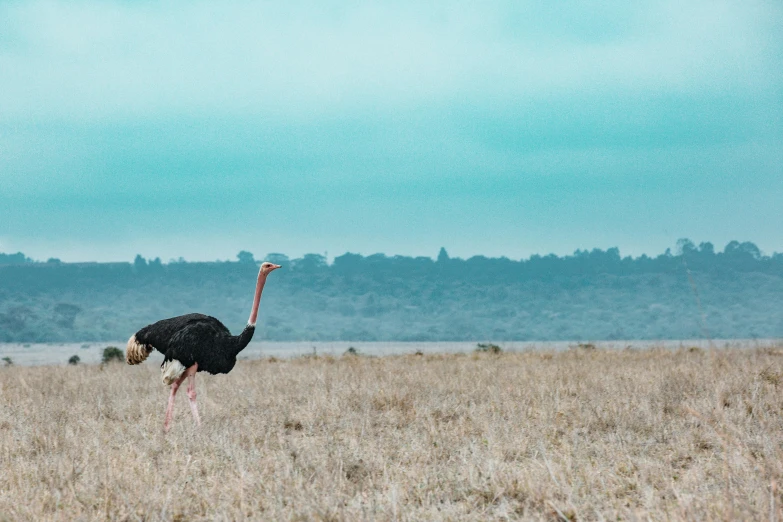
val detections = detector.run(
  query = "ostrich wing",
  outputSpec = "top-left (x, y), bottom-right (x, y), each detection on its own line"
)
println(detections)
top-left (135, 313), bottom-right (230, 358)
top-left (162, 319), bottom-right (233, 370)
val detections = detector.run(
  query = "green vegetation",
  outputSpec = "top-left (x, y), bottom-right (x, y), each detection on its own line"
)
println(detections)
top-left (475, 343), bottom-right (502, 354)
top-left (2, 356), bottom-right (12, 366)
top-left (68, 355), bottom-right (80, 365)
top-left (101, 347), bottom-right (123, 364)
top-left (0, 239), bottom-right (782, 342)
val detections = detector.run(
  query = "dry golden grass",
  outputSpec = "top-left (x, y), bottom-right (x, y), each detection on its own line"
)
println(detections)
top-left (2, 346), bottom-right (783, 520)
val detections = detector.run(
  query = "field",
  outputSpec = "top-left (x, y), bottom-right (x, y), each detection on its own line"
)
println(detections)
top-left (2, 346), bottom-right (783, 520)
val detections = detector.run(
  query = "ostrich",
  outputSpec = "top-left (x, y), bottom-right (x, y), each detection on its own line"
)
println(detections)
top-left (126, 261), bottom-right (281, 432)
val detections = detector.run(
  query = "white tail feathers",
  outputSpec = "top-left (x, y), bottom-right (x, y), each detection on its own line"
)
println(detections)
top-left (126, 335), bottom-right (152, 365)
top-left (161, 359), bottom-right (186, 385)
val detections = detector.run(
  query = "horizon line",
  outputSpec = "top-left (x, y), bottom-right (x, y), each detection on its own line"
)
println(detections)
top-left (0, 239), bottom-right (776, 266)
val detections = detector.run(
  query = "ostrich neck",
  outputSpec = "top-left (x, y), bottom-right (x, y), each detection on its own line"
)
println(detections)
top-left (248, 270), bottom-right (268, 326)
top-left (233, 269), bottom-right (267, 357)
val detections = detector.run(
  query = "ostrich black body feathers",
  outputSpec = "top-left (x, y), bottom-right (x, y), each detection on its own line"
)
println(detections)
top-left (134, 313), bottom-right (255, 375)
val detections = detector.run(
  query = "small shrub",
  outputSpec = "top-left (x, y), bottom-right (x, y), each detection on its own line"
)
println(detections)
top-left (68, 355), bottom-right (80, 365)
top-left (1, 356), bottom-right (12, 366)
top-left (102, 346), bottom-right (123, 364)
top-left (475, 343), bottom-right (502, 354)
top-left (344, 346), bottom-right (360, 356)
top-left (284, 420), bottom-right (304, 431)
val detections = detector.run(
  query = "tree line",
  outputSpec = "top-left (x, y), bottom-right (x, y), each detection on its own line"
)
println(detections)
top-left (0, 240), bottom-right (781, 343)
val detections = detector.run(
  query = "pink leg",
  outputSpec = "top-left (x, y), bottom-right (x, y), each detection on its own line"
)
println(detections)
top-left (163, 374), bottom-right (187, 433)
top-left (185, 364), bottom-right (201, 426)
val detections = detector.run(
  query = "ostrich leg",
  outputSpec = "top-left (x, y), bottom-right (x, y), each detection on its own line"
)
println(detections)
top-left (164, 372), bottom-right (188, 432)
top-left (185, 363), bottom-right (201, 426)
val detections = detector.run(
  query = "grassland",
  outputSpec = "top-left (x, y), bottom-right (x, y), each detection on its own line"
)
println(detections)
top-left (1, 346), bottom-right (783, 520)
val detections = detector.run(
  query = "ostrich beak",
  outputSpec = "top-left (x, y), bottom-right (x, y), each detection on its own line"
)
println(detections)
top-left (272, 264), bottom-right (281, 270)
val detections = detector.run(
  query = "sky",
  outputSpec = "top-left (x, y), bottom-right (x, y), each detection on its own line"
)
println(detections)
top-left (0, 1), bottom-right (781, 263)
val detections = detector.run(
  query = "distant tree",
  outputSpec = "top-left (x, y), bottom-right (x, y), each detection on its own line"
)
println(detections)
top-left (46, 258), bottom-right (61, 264)
top-left (739, 241), bottom-right (762, 259)
top-left (333, 253), bottom-right (363, 273)
top-left (723, 240), bottom-right (740, 253)
top-left (133, 254), bottom-right (147, 269)
top-left (237, 251), bottom-right (255, 264)
top-left (724, 240), bottom-right (762, 261)
top-left (2, 356), bottom-right (12, 366)
top-left (437, 247), bottom-right (449, 263)
top-left (265, 253), bottom-right (289, 265)
top-left (68, 355), bottom-right (80, 365)
top-left (294, 254), bottom-right (327, 271)
top-left (0, 252), bottom-right (31, 265)
top-left (365, 253), bottom-right (388, 269)
top-left (676, 238), bottom-right (696, 256)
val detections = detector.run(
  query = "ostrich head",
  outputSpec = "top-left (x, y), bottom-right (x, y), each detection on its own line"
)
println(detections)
top-left (260, 262), bottom-right (282, 275)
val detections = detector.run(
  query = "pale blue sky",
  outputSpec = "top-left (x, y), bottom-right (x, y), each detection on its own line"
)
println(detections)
top-left (1, 1), bottom-right (781, 262)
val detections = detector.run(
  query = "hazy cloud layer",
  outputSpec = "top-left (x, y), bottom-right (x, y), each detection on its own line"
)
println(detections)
top-left (1, 1), bottom-right (781, 261)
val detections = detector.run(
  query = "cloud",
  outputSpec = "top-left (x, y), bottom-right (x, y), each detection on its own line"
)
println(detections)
top-left (1, 0), bottom-right (780, 121)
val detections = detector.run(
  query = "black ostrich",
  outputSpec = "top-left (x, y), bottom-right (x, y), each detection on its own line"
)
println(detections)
top-left (126, 261), bottom-right (281, 432)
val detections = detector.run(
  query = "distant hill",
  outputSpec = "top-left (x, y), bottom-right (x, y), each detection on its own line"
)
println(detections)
top-left (1, 240), bottom-right (781, 342)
